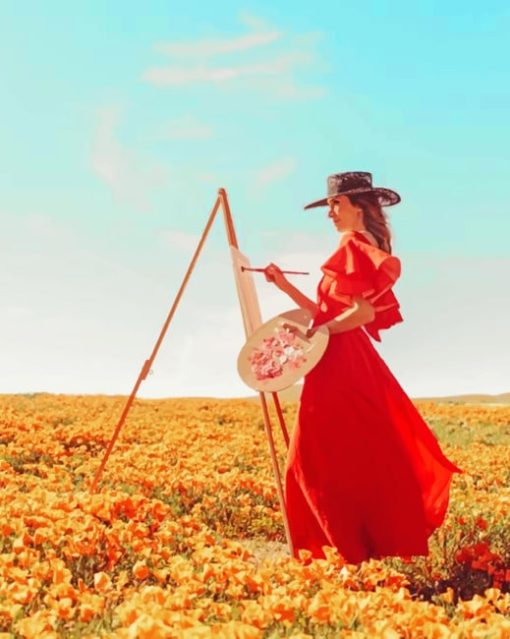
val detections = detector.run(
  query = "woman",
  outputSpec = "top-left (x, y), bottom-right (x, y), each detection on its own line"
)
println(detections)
top-left (264, 171), bottom-right (463, 564)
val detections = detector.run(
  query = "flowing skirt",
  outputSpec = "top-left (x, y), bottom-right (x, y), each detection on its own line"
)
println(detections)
top-left (284, 327), bottom-right (463, 564)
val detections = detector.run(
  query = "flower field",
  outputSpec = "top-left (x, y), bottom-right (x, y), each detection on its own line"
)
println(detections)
top-left (0, 393), bottom-right (509, 638)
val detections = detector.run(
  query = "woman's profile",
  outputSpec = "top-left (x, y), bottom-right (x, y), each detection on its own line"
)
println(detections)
top-left (264, 171), bottom-right (464, 564)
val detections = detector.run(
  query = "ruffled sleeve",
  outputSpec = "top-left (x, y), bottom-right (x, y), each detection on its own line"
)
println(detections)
top-left (319, 233), bottom-right (404, 342)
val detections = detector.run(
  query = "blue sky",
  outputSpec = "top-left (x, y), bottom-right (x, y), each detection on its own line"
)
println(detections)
top-left (1, 1), bottom-right (509, 398)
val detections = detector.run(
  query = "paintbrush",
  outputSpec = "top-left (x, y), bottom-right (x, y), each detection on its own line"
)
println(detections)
top-left (241, 266), bottom-right (309, 275)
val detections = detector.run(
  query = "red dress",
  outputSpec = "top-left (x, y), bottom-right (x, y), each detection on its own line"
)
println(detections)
top-left (284, 230), bottom-right (464, 564)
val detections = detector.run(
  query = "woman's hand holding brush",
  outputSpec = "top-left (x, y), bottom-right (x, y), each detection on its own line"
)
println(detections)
top-left (240, 263), bottom-right (309, 291)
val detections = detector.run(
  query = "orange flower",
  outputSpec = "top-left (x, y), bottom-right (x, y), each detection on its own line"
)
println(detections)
top-left (93, 571), bottom-right (112, 592)
top-left (78, 594), bottom-right (105, 623)
top-left (51, 582), bottom-right (79, 601)
top-left (458, 595), bottom-right (493, 620)
top-left (212, 621), bottom-right (262, 639)
top-left (0, 522), bottom-right (14, 536)
top-left (54, 597), bottom-right (75, 621)
top-left (307, 591), bottom-right (332, 624)
top-left (12, 534), bottom-right (30, 554)
top-left (133, 560), bottom-right (150, 580)
top-left (32, 528), bottom-right (50, 545)
top-left (50, 559), bottom-right (72, 585)
top-left (297, 548), bottom-right (313, 564)
top-left (243, 573), bottom-right (264, 595)
top-left (14, 610), bottom-right (55, 639)
top-left (8, 584), bottom-right (34, 606)
top-left (123, 613), bottom-right (167, 639)
top-left (240, 601), bottom-right (272, 629)
top-left (153, 567), bottom-right (170, 583)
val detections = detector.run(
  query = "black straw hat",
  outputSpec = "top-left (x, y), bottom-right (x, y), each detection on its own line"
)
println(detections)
top-left (304, 171), bottom-right (401, 209)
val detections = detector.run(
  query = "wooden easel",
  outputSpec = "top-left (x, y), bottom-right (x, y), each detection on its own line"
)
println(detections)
top-left (89, 188), bottom-right (295, 556)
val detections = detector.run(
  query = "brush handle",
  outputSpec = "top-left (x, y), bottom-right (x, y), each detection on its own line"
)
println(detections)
top-left (241, 266), bottom-right (309, 275)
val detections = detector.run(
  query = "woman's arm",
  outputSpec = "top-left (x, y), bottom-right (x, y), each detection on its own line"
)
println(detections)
top-left (281, 280), bottom-right (319, 314)
top-left (281, 281), bottom-right (374, 335)
top-left (324, 296), bottom-right (375, 334)
top-left (265, 264), bottom-right (375, 336)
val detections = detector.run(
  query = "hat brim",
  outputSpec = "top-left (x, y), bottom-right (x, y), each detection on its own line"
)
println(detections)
top-left (304, 187), bottom-right (401, 210)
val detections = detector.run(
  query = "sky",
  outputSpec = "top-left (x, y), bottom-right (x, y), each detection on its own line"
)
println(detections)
top-left (1, 1), bottom-right (509, 400)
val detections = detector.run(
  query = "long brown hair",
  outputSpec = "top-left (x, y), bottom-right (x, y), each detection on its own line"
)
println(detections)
top-left (348, 192), bottom-right (393, 254)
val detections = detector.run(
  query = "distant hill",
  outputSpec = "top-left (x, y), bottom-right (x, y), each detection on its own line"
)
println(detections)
top-left (415, 392), bottom-right (510, 405)
top-left (241, 385), bottom-right (510, 404)
top-left (7, 390), bottom-right (509, 405)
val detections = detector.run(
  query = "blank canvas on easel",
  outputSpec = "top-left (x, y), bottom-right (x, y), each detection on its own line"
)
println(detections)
top-left (230, 245), bottom-right (263, 337)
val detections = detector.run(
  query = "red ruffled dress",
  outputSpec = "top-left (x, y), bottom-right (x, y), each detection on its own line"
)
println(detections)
top-left (284, 230), bottom-right (464, 564)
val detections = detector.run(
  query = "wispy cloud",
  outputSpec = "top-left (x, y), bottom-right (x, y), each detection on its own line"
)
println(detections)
top-left (154, 31), bottom-right (281, 58)
top-left (142, 15), bottom-right (326, 100)
top-left (143, 51), bottom-right (312, 86)
top-left (266, 79), bottom-right (327, 100)
top-left (155, 228), bottom-right (201, 253)
top-left (91, 106), bottom-right (169, 212)
top-left (253, 157), bottom-right (297, 189)
top-left (156, 115), bottom-right (214, 141)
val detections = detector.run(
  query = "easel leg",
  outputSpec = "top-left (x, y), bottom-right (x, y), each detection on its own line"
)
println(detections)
top-left (89, 195), bottom-right (223, 494)
top-left (271, 391), bottom-right (290, 448)
top-left (221, 188), bottom-right (294, 556)
top-left (258, 391), bottom-right (295, 557)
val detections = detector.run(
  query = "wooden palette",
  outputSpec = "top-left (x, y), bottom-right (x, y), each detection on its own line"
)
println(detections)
top-left (237, 307), bottom-right (329, 392)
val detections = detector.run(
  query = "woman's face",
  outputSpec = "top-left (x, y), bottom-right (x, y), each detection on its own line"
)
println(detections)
top-left (327, 195), bottom-right (363, 232)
